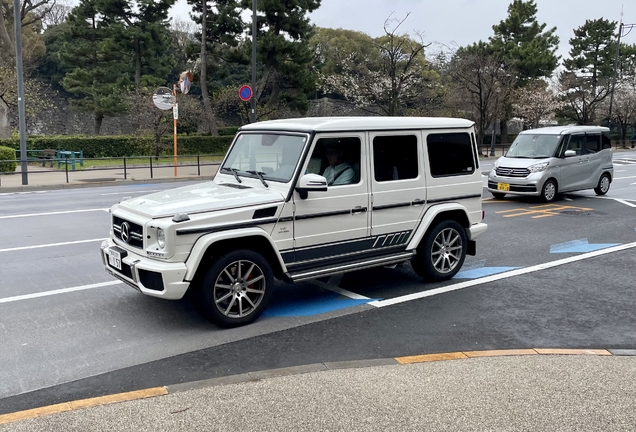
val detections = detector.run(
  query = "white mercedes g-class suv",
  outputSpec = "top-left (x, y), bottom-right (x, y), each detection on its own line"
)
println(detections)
top-left (101, 117), bottom-right (487, 327)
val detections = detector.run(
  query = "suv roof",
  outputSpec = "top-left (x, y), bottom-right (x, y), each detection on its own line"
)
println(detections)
top-left (240, 117), bottom-right (474, 133)
top-left (519, 125), bottom-right (610, 135)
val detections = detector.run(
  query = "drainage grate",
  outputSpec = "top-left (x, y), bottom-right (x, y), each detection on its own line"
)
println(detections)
top-left (560, 210), bottom-right (592, 216)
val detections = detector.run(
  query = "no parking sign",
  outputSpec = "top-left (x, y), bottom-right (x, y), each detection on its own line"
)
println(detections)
top-left (239, 85), bottom-right (253, 101)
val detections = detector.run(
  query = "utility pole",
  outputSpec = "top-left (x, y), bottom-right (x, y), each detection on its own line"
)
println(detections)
top-left (250, 0), bottom-right (257, 123)
top-left (608, 9), bottom-right (636, 120)
top-left (14, 0), bottom-right (28, 185)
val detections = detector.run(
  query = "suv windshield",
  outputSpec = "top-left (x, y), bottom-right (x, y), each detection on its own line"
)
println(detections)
top-left (506, 134), bottom-right (563, 158)
top-left (222, 133), bottom-right (308, 182)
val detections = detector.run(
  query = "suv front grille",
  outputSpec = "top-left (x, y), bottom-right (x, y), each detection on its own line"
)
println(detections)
top-left (495, 166), bottom-right (530, 178)
top-left (113, 216), bottom-right (144, 249)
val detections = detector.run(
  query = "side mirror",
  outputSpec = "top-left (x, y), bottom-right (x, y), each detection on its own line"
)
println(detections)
top-left (295, 174), bottom-right (328, 199)
top-left (564, 150), bottom-right (576, 158)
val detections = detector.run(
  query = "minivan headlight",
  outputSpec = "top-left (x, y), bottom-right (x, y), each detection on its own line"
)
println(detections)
top-left (528, 162), bottom-right (549, 173)
top-left (157, 228), bottom-right (166, 249)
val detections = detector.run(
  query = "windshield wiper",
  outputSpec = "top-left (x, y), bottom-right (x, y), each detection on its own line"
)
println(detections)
top-left (247, 170), bottom-right (269, 188)
top-left (221, 167), bottom-right (242, 183)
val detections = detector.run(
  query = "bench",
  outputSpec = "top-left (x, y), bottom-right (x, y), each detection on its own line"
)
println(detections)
top-left (37, 149), bottom-right (57, 167)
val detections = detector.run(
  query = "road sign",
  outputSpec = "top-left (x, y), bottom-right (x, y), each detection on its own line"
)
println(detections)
top-left (173, 103), bottom-right (178, 120)
top-left (239, 85), bottom-right (253, 101)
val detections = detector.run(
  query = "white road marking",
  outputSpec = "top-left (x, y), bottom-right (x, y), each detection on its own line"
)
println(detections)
top-left (0, 208), bottom-right (109, 219)
top-left (614, 175), bottom-right (636, 180)
top-left (590, 196), bottom-right (636, 208)
top-left (310, 277), bottom-right (371, 300)
top-left (100, 190), bottom-right (161, 196)
top-left (369, 241), bottom-right (636, 308)
top-left (0, 191), bottom-right (48, 196)
top-left (0, 281), bottom-right (122, 304)
top-left (0, 238), bottom-right (107, 253)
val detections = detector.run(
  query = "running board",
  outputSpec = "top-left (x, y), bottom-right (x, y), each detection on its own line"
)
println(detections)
top-left (287, 251), bottom-right (415, 282)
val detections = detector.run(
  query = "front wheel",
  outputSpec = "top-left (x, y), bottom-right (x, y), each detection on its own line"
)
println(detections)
top-left (411, 220), bottom-right (467, 282)
top-left (196, 249), bottom-right (274, 328)
top-left (594, 173), bottom-right (611, 195)
top-left (541, 179), bottom-right (558, 202)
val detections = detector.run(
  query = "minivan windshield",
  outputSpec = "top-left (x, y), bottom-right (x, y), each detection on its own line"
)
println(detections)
top-left (506, 134), bottom-right (563, 159)
top-left (222, 133), bottom-right (308, 183)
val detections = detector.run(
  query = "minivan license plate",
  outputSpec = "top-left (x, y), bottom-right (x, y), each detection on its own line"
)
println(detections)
top-left (107, 248), bottom-right (122, 271)
top-left (497, 183), bottom-right (510, 191)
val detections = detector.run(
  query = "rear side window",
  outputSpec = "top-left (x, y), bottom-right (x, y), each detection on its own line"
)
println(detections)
top-left (373, 135), bottom-right (418, 182)
top-left (426, 133), bottom-right (475, 177)
top-left (602, 133), bottom-right (611, 149)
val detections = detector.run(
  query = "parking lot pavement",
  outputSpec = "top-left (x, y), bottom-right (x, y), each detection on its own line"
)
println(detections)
top-left (1, 353), bottom-right (635, 431)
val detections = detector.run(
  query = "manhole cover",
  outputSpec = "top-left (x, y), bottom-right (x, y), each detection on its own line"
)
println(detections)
top-left (560, 210), bottom-right (592, 216)
top-left (78, 178), bottom-right (117, 183)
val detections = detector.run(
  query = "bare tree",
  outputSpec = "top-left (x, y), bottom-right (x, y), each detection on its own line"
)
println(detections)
top-left (0, 0), bottom-right (56, 51)
top-left (512, 79), bottom-right (562, 129)
top-left (40, 0), bottom-right (71, 28)
top-left (611, 81), bottom-right (636, 146)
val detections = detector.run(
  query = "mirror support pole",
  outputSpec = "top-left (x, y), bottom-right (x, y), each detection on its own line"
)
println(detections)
top-left (250, 0), bottom-right (257, 123)
top-left (173, 85), bottom-right (178, 177)
top-left (14, 0), bottom-right (28, 185)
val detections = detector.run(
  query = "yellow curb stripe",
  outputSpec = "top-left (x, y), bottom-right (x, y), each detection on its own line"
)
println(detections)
top-left (464, 349), bottom-right (538, 358)
top-left (534, 349), bottom-right (612, 356)
top-left (0, 387), bottom-right (167, 425)
top-left (396, 352), bottom-right (467, 364)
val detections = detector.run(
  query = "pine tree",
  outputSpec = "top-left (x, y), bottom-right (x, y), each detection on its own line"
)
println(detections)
top-left (60, 0), bottom-right (130, 134)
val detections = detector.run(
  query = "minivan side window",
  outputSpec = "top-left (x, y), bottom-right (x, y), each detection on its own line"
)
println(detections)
top-left (373, 135), bottom-right (418, 182)
top-left (585, 134), bottom-right (600, 154)
top-left (427, 133), bottom-right (475, 177)
top-left (564, 134), bottom-right (585, 156)
top-left (601, 133), bottom-right (612, 149)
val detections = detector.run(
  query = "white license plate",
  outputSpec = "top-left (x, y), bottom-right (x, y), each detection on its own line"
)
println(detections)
top-left (107, 248), bottom-right (122, 270)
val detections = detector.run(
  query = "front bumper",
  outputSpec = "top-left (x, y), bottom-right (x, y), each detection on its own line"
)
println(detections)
top-left (487, 171), bottom-right (544, 196)
top-left (100, 239), bottom-right (190, 300)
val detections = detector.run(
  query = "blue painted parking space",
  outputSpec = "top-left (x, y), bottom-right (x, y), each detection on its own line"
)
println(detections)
top-left (550, 239), bottom-right (621, 253)
top-left (263, 292), bottom-right (378, 317)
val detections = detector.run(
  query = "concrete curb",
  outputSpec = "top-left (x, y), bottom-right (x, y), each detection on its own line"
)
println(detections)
top-left (1, 348), bottom-right (634, 426)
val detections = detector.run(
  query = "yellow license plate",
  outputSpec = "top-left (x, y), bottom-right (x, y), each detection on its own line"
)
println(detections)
top-left (497, 183), bottom-right (510, 191)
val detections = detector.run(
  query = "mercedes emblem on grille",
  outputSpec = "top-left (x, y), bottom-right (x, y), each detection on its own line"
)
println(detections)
top-left (121, 222), bottom-right (131, 243)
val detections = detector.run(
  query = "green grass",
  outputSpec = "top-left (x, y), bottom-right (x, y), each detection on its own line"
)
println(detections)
top-left (29, 155), bottom-right (225, 170)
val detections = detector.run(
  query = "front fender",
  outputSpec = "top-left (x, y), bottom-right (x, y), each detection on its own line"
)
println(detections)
top-left (406, 203), bottom-right (470, 250)
top-left (184, 228), bottom-right (286, 281)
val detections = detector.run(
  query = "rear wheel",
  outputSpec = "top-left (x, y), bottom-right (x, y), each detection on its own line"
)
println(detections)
top-left (411, 220), bottom-right (467, 282)
top-left (490, 192), bottom-right (506, 199)
top-left (195, 249), bottom-right (273, 328)
top-left (541, 179), bottom-right (558, 202)
top-left (594, 173), bottom-right (611, 195)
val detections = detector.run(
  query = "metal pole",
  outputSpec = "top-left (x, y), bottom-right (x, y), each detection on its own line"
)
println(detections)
top-left (13, 0), bottom-right (27, 185)
top-left (250, 0), bottom-right (257, 123)
top-left (173, 84), bottom-right (178, 177)
top-left (608, 21), bottom-right (623, 120)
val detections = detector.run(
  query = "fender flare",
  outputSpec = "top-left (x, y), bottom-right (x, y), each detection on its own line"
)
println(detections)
top-left (406, 203), bottom-right (470, 250)
top-left (184, 228), bottom-right (287, 281)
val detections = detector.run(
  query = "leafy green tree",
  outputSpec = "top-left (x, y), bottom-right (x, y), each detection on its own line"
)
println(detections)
top-left (558, 18), bottom-right (616, 124)
top-left (241, 0), bottom-right (321, 117)
top-left (488, 0), bottom-right (559, 138)
top-left (60, 0), bottom-right (130, 134)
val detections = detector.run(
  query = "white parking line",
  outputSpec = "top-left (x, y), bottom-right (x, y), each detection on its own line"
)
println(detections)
top-left (369, 242), bottom-right (636, 308)
top-left (0, 208), bottom-right (109, 219)
top-left (590, 196), bottom-right (636, 208)
top-left (0, 238), bottom-right (107, 253)
top-left (0, 281), bottom-right (122, 304)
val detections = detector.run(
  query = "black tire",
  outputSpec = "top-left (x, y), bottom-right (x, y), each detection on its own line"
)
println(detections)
top-left (594, 173), bottom-right (611, 195)
top-left (540, 179), bottom-right (558, 202)
top-left (195, 249), bottom-right (274, 328)
top-left (411, 220), bottom-right (467, 282)
top-left (491, 192), bottom-right (506, 199)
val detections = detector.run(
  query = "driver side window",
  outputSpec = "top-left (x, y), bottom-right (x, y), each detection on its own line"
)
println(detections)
top-left (565, 135), bottom-right (584, 156)
top-left (308, 137), bottom-right (361, 186)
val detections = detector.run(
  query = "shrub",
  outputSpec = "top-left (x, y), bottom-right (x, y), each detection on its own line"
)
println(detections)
top-left (218, 126), bottom-right (240, 136)
top-left (0, 146), bottom-right (17, 173)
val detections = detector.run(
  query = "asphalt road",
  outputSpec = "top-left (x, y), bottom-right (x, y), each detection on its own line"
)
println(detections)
top-left (1, 153), bottom-right (635, 414)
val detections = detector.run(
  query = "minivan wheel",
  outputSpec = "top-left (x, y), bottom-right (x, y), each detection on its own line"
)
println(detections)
top-left (411, 220), bottom-right (467, 282)
top-left (594, 174), bottom-right (611, 195)
top-left (491, 192), bottom-right (506, 199)
top-left (541, 179), bottom-right (558, 202)
top-left (196, 249), bottom-right (273, 328)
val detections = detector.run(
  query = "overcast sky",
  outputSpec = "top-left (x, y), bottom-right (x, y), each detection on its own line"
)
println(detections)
top-left (170, 0), bottom-right (634, 61)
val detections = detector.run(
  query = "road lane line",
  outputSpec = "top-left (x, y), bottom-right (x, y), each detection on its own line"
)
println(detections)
top-left (0, 281), bottom-right (121, 304)
top-left (309, 279), bottom-right (371, 300)
top-left (369, 241), bottom-right (636, 308)
top-left (0, 208), bottom-right (109, 219)
top-left (0, 238), bottom-right (107, 253)
top-left (100, 190), bottom-right (161, 196)
top-left (614, 175), bottom-right (636, 180)
top-left (590, 196), bottom-right (636, 208)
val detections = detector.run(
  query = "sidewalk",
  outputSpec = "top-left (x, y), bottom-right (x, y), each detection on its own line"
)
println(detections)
top-left (0, 350), bottom-right (635, 431)
top-left (0, 163), bottom-right (219, 192)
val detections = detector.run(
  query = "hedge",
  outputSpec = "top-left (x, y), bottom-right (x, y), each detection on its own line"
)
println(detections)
top-left (0, 146), bottom-right (16, 173)
top-left (0, 135), bottom-right (234, 158)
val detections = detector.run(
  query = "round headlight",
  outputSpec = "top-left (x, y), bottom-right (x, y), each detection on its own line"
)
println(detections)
top-left (157, 228), bottom-right (166, 249)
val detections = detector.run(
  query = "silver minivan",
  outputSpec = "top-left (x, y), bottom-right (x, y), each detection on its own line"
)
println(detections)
top-left (487, 125), bottom-right (614, 202)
